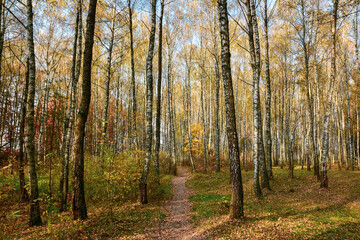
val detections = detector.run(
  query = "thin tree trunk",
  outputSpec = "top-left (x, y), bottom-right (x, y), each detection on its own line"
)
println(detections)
top-left (218, 0), bottom-right (244, 219)
top-left (243, 83), bottom-right (248, 172)
top-left (37, 78), bottom-right (50, 163)
top-left (341, 109), bottom-right (348, 167)
top-left (246, 0), bottom-right (261, 197)
top-left (60, 0), bottom-right (82, 212)
top-left (0, 0), bottom-right (4, 90)
top-left (19, 59), bottom-right (30, 202)
top-left (128, 0), bottom-right (137, 147)
top-left (26, 0), bottom-right (42, 226)
top-left (344, 54), bottom-right (354, 171)
top-left (0, 0), bottom-right (5, 91)
top-left (357, 104), bottom-right (359, 169)
top-left (275, 87), bottom-right (280, 167)
top-left (102, 1), bottom-right (116, 140)
top-left (215, 57), bottom-right (221, 172)
top-left (320, 0), bottom-right (338, 188)
top-left (264, 0), bottom-right (273, 179)
top-left (200, 45), bottom-right (209, 172)
top-left (72, 0), bottom-right (97, 220)
top-left (355, 2), bottom-right (360, 168)
top-left (139, 0), bottom-right (157, 204)
top-left (251, 0), bottom-right (270, 190)
top-left (167, 47), bottom-right (177, 176)
top-left (154, 0), bottom-right (164, 178)
top-left (338, 106), bottom-right (345, 167)
top-left (186, 57), bottom-right (195, 171)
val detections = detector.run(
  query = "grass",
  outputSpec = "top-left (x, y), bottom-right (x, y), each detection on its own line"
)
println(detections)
top-left (187, 167), bottom-right (360, 239)
top-left (0, 173), bottom-right (173, 239)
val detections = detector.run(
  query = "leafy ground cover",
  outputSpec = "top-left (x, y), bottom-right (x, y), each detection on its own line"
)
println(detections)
top-left (187, 167), bottom-right (360, 239)
top-left (0, 152), bottom-right (173, 240)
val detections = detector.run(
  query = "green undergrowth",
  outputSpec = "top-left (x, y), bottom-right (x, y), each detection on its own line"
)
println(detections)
top-left (0, 151), bottom-right (173, 240)
top-left (187, 167), bottom-right (360, 239)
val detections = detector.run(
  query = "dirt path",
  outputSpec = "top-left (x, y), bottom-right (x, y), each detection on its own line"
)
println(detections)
top-left (147, 167), bottom-right (195, 240)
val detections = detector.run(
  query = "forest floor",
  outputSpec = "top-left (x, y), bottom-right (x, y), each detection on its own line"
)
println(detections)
top-left (0, 173), bottom-right (173, 240)
top-left (1, 166), bottom-right (360, 239)
top-left (186, 166), bottom-right (360, 239)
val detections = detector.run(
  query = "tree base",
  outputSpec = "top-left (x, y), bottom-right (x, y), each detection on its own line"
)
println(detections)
top-left (72, 195), bottom-right (88, 220)
top-left (139, 182), bottom-right (148, 204)
top-left (21, 189), bottom-right (30, 203)
top-left (320, 172), bottom-right (328, 188)
top-left (29, 201), bottom-right (42, 226)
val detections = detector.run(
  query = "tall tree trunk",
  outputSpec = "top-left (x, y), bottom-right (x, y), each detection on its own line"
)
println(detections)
top-left (251, 0), bottom-right (270, 190)
top-left (320, 0), bottom-right (338, 188)
top-left (357, 106), bottom-right (359, 169)
top-left (341, 109), bottom-right (348, 167)
top-left (217, 0), bottom-right (244, 219)
top-left (0, 0), bottom-right (4, 90)
top-left (344, 55), bottom-right (354, 171)
top-left (19, 59), bottom-right (30, 202)
top-left (355, 2), bottom-right (360, 168)
top-left (243, 84), bottom-right (248, 171)
top-left (154, 0), bottom-right (164, 178)
top-left (200, 45), bottom-right (209, 172)
top-left (247, 0), bottom-right (270, 195)
top-left (275, 87), bottom-right (280, 167)
top-left (300, 0), bottom-right (319, 180)
top-left (102, 1), bottom-right (116, 140)
top-left (215, 57), bottom-right (221, 172)
top-left (60, 0), bottom-right (82, 212)
top-left (26, 0), bottom-right (42, 226)
top-left (167, 47), bottom-right (177, 176)
top-left (139, 0), bottom-right (157, 204)
top-left (128, 0), bottom-right (137, 147)
top-left (186, 57), bottom-right (195, 171)
top-left (37, 78), bottom-right (50, 163)
top-left (289, 127), bottom-right (296, 178)
top-left (337, 106), bottom-right (345, 166)
top-left (72, 0), bottom-right (97, 220)
top-left (264, 0), bottom-right (273, 179)
top-left (357, 103), bottom-right (359, 169)
top-left (246, 0), bottom-right (261, 197)
top-left (314, 0), bottom-right (322, 177)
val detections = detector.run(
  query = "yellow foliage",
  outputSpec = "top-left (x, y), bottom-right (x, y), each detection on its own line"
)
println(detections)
top-left (184, 124), bottom-right (204, 159)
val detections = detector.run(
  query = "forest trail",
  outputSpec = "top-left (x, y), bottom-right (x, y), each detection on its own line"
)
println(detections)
top-left (143, 167), bottom-right (199, 240)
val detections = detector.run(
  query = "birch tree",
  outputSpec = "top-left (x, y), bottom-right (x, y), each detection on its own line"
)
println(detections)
top-left (320, 0), bottom-right (339, 188)
top-left (139, 0), bottom-right (157, 204)
top-left (154, 0), bottom-right (165, 178)
top-left (60, 0), bottom-right (82, 212)
top-left (218, 0), bottom-right (244, 219)
top-left (26, 0), bottom-right (42, 226)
